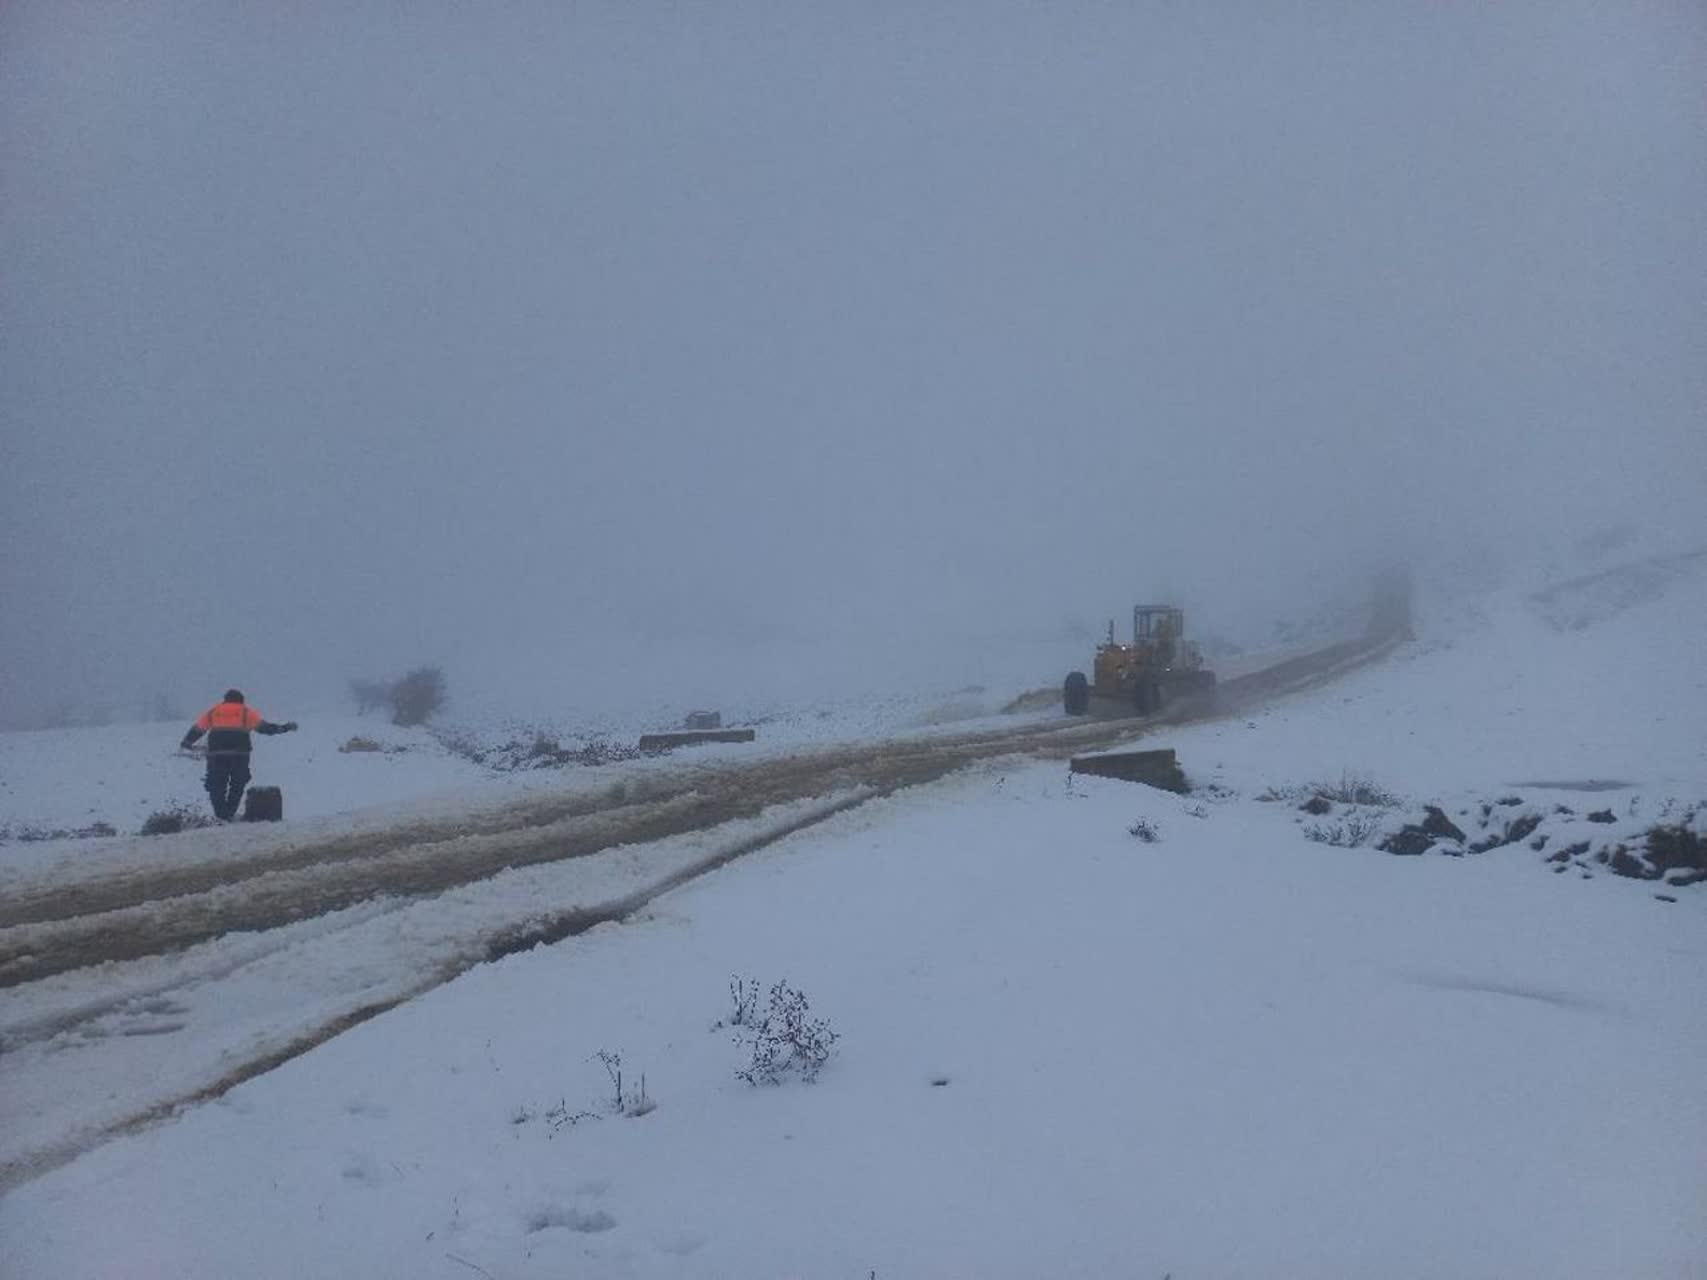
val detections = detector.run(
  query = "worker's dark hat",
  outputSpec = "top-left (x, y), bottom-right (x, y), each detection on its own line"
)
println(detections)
top-left (223, 688), bottom-right (244, 702)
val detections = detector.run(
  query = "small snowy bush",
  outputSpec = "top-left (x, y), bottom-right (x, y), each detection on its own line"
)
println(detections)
top-left (726, 975), bottom-right (760, 1027)
top-left (1128, 818), bottom-right (1162, 843)
top-left (1303, 810), bottom-right (1385, 848)
top-left (139, 805), bottom-right (213, 836)
top-left (595, 1050), bottom-right (655, 1117)
top-left (389, 666), bottom-right (446, 727)
top-left (1311, 772), bottom-right (1399, 808)
top-left (540, 1099), bottom-right (598, 1133)
top-left (735, 980), bottom-right (839, 1085)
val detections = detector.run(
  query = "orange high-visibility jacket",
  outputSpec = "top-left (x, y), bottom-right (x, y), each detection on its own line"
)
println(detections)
top-left (183, 700), bottom-right (285, 754)
top-left (195, 702), bottom-right (265, 734)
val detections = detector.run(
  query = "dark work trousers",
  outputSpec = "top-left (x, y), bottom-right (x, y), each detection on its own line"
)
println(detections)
top-left (205, 753), bottom-right (252, 821)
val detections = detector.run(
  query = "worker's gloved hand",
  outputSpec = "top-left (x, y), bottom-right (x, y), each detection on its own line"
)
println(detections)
top-left (284, 722), bottom-right (299, 732)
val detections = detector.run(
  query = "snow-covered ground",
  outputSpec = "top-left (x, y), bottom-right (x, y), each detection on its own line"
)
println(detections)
top-left (0, 683), bottom-right (1060, 855)
top-left (0, 716), bottom-right (483, 843)
top-left (1, 549), bottom-right (1704, 1277)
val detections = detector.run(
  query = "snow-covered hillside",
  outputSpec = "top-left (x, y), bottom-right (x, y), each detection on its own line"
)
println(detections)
top-left (1, 548), bottom-right (1704, 1278)
top-left (1187, 547), bottom-right (1707, 796)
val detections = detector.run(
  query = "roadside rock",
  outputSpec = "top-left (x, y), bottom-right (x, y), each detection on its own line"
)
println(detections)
top-left (1645, 824), bottom-right (1705, 877)
top-left (1379, 827), bottom-right (1435, 856)
top-left (1505, 812), bottom-right (1544, 845)
top-left (1469, 811), bottom-right (1544, 854)
top-left (1377, 803), bottom-right (1469, 857)
top-left (1609, 823), bottom-right (1707, 883)
top-left (1610, 848), bottom-right (1657, 880)
top-left (1421, 806), bottom-right (1466, 843)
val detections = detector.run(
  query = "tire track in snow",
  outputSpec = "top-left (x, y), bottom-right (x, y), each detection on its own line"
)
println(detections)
top-left (0, 789), bottom-right (878, 1192)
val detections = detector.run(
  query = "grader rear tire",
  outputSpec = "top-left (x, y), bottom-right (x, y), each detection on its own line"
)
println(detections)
top-left (1135, 681), bottom-right (1163, 715)
top-left (1063, 671), bottom-right (1090, 716)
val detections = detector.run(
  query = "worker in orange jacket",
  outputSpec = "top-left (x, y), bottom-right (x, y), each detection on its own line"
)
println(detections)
top-left (180, 689), bottom-right (298, 820)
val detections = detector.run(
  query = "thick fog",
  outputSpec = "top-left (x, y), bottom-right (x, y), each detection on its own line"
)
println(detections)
top-left (3, 2), bottom-right (1703, 726)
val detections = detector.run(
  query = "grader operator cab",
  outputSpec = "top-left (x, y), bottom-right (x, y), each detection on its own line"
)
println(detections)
top-left (1063, 605), bottom-right (1216, 717)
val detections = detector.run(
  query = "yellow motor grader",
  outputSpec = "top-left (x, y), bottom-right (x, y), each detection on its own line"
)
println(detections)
top-left (1063, 605), bottom-right (1216, 716)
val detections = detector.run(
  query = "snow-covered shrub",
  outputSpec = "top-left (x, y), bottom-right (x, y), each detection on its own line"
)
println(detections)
top-left (338, 735), bottom-right (384, 753)
top-left (512, 1052), bottom-right (655, 1137)
top-left (1128, 818), bottom-right (1162, 843)
top-left (726, 975), bottom-right (760, 1027)
top-left (595, 1050), bottom-right (655, 1117)
top-left (1303, 810), bottom-right (1384, 848)
top-left (541, 1099), bottom-right (598, 1133)
top-left (442, 726), bottom-right (644, 773)
top-left (735, 980), bottom-right (839, 1085)
top-left (389, 666), bottom-right (446, 727)
top-left (139, 805), bottom-right (214, 836)
top-left (1310, 772), bottom-right (1399, 808)
top-left (571, 738), bottom-right (644, 767)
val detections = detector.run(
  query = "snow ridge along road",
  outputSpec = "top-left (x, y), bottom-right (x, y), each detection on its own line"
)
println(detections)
top-left (0, 632), bottom-right (1397, 989)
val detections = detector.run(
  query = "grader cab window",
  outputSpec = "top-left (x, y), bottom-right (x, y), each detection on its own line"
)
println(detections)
top-left (1134, 607), bottom-right (1181, 642)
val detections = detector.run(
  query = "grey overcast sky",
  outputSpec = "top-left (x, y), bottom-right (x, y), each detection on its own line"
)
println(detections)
top-left (3, 1), bottom-right (1703, 724)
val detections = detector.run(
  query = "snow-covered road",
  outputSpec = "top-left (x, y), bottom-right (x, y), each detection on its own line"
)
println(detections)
top-left (3, 634), bottom-right (1391, 980)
